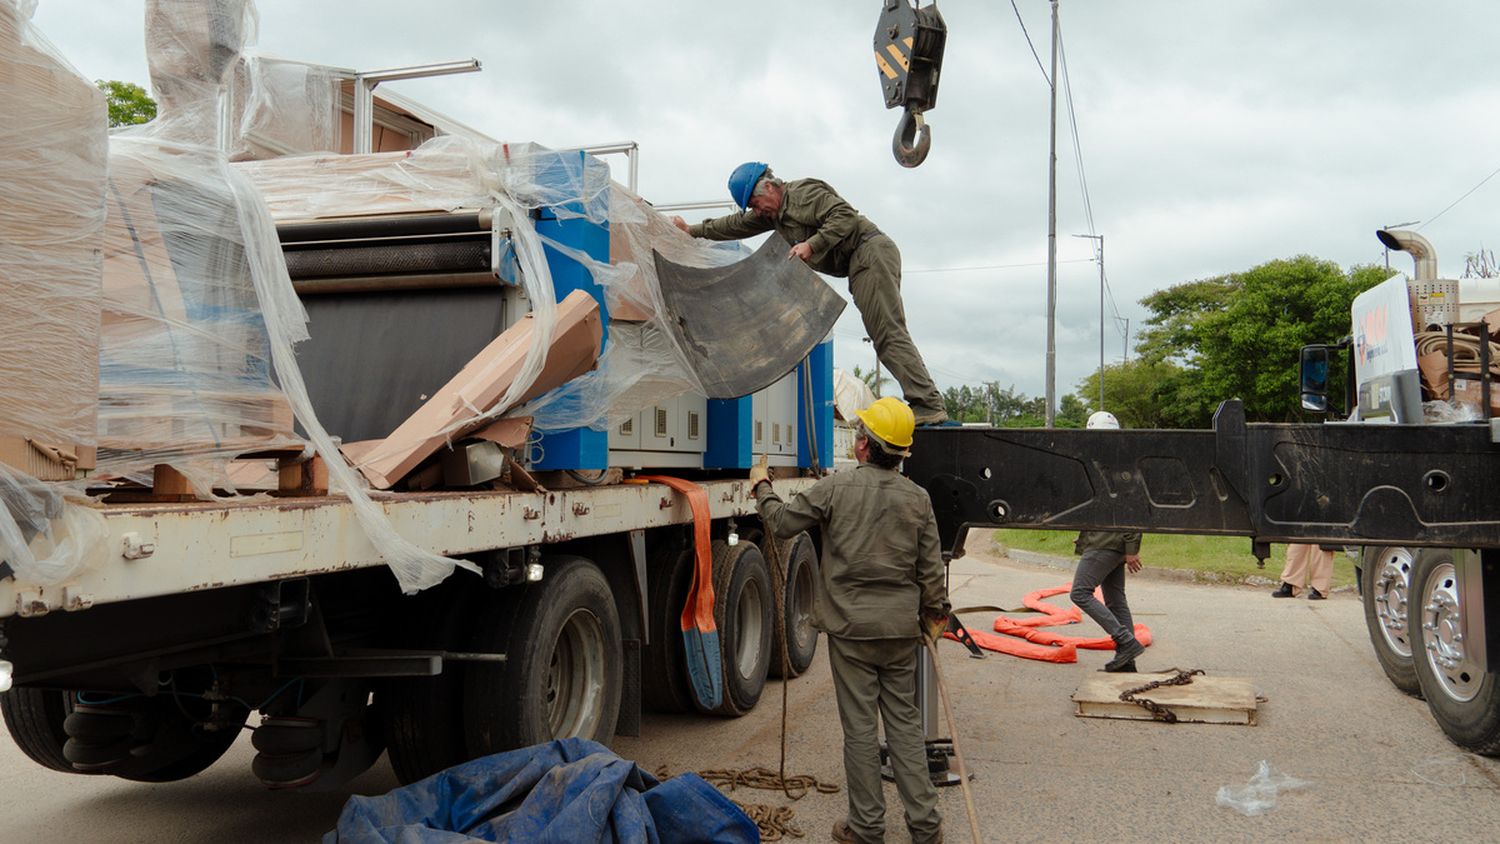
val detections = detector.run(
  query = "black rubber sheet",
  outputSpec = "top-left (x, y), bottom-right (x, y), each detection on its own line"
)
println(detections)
top-left (652, 232), bottom-right (846, 399)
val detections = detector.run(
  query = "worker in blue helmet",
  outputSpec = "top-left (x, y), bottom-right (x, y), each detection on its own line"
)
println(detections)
top-left (671, 164), bottom-right (948, 425)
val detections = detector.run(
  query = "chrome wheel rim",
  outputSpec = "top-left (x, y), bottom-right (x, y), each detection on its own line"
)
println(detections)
top-left (544, 609), bottom-right (606, 738)
top-left (735, 576), bottom-right (766, 679)
top-left (791, 555), bottom-right (816, 652)
top-left (1373, 547), bottom-right (1414, 659)
top-left (1420, 561), bottom-right (1480, 703)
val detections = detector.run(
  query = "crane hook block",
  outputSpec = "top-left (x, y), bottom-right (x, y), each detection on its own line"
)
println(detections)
top-left (874, 0), bottom-right (947, 167)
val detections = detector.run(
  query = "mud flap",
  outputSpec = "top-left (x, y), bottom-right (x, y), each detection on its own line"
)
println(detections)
top-left (652, 232), bottom-right (846, 398)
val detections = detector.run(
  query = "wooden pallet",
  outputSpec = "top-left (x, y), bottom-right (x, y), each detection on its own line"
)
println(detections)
top-left (102, 450), bottom-right (328, 503)
top-left (1072, 672), bottom-right (1258, 725)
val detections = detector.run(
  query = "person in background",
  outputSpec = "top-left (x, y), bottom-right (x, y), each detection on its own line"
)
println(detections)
top-left (1272, 544), bottom-right (1334, 600)
top-left (1070, 411), bottom-right (1147, 673)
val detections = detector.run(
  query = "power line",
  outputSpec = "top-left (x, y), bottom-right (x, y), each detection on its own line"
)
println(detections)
top-left (1417, 163), bottom-right (1500, 232)
top-left (1056, 20), bottom-right (1126, 343)
top-left (1009, 0), bottom-right (1050, 87)
top-left (906, 257), bottom-right (1093, 274)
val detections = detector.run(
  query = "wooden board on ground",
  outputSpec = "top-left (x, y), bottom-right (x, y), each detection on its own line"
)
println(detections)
top-left (1072, 672), bottom-right (1257, 725)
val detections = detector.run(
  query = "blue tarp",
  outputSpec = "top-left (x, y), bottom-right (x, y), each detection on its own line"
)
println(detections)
top-left (325, 738), bottom-right (759, 844)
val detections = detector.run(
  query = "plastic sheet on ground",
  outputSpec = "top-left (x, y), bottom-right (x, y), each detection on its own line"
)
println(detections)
top-left (325, 738), bottom-right (758, 844)
top-left (1215, 760), bottom-right (1310, 816)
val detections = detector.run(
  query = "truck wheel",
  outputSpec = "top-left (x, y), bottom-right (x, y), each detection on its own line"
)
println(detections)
top-left (1362, 546), bottom-right (1421, 696)
top-left (704, 540), bottom-right (773, 716)
top-left (1, 688), bottom-right (90, 775)
top-left (381, 583), bottom-right (480, 784)
top-left (1410, 549), bottom-right (1500, 755)
top-left (463, 555), bottom-right (623, 755)
top-left (641, 538), bottom-right (696, 714)
top-left (770, 532), bottom-right (820, 679)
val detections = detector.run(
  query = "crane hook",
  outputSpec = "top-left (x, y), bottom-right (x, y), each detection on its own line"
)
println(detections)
top-left (892, 109), bottom-right (931, 168)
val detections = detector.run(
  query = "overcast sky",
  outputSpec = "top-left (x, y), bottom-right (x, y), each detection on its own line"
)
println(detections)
top-left (30, 0), bottom-right (1500, 404)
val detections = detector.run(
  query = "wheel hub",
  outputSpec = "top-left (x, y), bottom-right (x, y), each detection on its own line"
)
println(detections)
top-left (545, 609), bottom-right (606, 739)
top-left (735, 577), bottom-right (765, 679)
top-left (1420, 561), bottom-right (1480, 703)
top-left (1373, 549), bottom-right (1413, 658)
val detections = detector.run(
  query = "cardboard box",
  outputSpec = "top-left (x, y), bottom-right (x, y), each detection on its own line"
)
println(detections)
top-left (0, 437), bottom-right (96, 481)
top-left (0, 2), bottom-right (108, 444)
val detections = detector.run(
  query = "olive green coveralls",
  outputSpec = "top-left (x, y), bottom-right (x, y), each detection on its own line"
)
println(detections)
top-left (689, 178), bottom-right (947, 423)
top-left (755, 463), bottom-right (950, 844)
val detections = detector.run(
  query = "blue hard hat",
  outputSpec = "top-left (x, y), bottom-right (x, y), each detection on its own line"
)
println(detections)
top-left (728, 161), bottom-right (769, 209)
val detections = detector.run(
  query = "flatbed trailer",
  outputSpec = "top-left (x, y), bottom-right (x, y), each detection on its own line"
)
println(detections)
top-left (0, 475), bottom-right (819, 789)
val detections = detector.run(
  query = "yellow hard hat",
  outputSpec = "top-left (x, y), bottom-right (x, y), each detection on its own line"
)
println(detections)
top-left (855, 396), bottom-right (916, 452)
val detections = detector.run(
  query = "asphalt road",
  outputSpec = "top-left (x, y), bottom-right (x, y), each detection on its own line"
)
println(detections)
top-left (5, 534), bottom-right (1499, 843)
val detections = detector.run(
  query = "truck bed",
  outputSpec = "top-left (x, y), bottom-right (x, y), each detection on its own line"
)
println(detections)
top-left (3, 477), bottom-right (810, 620)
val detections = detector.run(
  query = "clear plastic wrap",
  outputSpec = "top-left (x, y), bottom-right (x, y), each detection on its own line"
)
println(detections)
top-left (241, 140), bottom-right (743, 438)
top-left (1214, 761), bottom-right (1310, 816)
top-left (0, 0), bottom-right (108, 445)
top-left (0, 0), bottom-right (111, 586)
top-left (94, 0), bottom-right (295, 494)
top-left (229, 56), bottom-right (341, 161)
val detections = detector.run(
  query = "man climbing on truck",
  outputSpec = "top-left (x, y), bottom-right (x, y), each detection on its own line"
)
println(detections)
top-left (671, 162), bottom-right (949, 425)
top-left (749, 396), bottom-right (949, 844)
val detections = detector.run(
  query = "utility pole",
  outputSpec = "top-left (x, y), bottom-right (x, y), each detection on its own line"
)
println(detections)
top-left (1044, 0), bottom-right (1060, 428)
top-left (863, 336), bottom-right (881, 397)
top-left (1117, 317), bottom-right (1130, 361)
top-left (1073, 233), bottom-right (1104, 409)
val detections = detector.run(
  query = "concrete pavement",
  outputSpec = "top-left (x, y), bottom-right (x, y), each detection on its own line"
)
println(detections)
top-left (3, 534), bottom-right (1498, 842)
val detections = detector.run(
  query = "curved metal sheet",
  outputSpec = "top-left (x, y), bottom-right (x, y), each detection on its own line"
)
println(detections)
top-left (652, 232), bottom-right (846, 398)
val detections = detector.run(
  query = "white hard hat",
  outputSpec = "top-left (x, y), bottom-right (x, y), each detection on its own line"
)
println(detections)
top-left (1086, 411), bottom-right (1121, 430)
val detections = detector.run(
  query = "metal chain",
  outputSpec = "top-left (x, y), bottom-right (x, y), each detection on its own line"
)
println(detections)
top-left (1118, 668), bottom-right (1205, 724)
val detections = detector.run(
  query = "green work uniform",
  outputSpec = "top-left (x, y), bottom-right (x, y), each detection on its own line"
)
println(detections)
top-left (755, 464), bottom-right (948, 844)
top-left (689, 179), bottom-right (946, 423)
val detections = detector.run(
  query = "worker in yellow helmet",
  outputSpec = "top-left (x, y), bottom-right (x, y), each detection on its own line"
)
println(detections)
top-left (749, 396), bottom-right (949, 844)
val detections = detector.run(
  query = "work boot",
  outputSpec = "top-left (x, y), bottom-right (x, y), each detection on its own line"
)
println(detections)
top-left (1308, 587), bottom-right (1327, 601)
top-left (914, 410), bottom-right (953, 426)
top-left (1105, 636), bottom-right (1145, 671)
top-left (1271, 582), bottom-right (1295, 598)
top-left (831, 819), bottom-right (863, 844)
top-left (1103, 658), bottom-right (1137, 674)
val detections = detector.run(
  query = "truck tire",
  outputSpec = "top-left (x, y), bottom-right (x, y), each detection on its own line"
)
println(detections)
top-left (463, 555), bottom-right (623, 756)
top-left (1, 689), bottom-right (88, 775)
top-left (704, 540), bottom-right (773, 716)
top-left (1361, 546), bottom-right (1421, 696)
top-left (641, 539), bottom-right (696, 714)
top-left (382, 583), bottom-right (480, 784)
top-left (770, 532), bottom-right (820, 679)
top-left (1409, 548), bottom-right (1500, 755)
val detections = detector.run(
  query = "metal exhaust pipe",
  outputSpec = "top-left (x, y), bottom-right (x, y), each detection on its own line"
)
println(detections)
top-left (1376, 229), bottom-right (1437, 281)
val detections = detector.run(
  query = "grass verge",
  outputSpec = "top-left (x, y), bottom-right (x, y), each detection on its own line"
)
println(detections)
top-left (990, 528), bottom-right (1358, 588)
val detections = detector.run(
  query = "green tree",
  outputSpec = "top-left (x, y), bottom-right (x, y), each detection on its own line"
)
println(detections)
top-left (96, 80), bottom-right (156, 128)
top-left (1057, 393), bottom-right (1088, 428)
top-left (1077, 359), bottom-right (1203, 429)
top-left (1135, 256), bottom-right (1387, 423)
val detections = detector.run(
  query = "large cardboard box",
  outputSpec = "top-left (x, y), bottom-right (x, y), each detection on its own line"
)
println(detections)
top-left (0, 2), bottom-right (108, 446)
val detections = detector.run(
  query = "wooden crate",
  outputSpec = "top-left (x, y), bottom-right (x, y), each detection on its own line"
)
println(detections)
top-left (1072, 672), bottom-right (1258, 725)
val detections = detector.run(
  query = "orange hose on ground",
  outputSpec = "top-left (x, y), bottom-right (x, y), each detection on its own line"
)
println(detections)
top-left (945, 584), bottom-right (1152, 663)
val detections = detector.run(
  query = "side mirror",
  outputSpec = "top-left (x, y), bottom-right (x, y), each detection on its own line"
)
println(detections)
top-left (1300, 345), bottom-right (1330, 413)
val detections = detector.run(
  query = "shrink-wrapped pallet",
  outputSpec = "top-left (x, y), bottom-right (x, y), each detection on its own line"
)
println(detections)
top-left (0, 0), bottom-right (107, 450)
